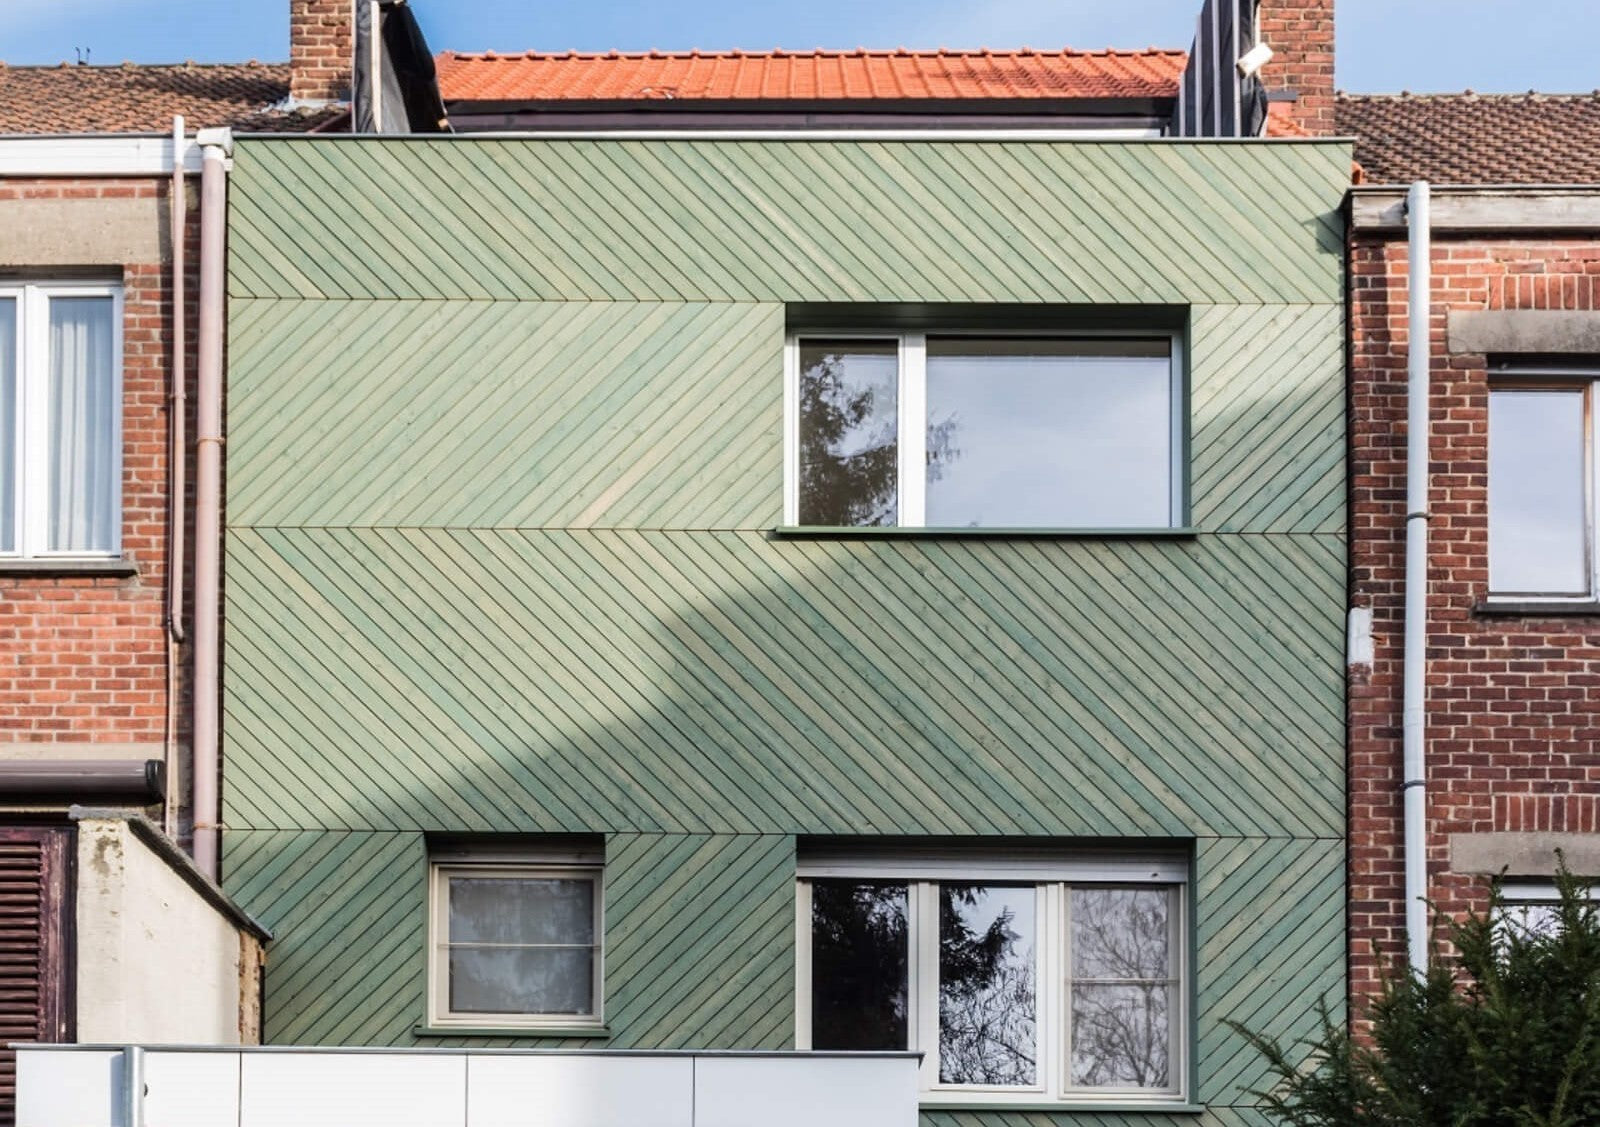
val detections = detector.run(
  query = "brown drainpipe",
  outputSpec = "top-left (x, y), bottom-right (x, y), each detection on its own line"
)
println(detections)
top-left (165, 116), bottom-right (188, 841)
top-left (192, 126), bottom-right (231, 880)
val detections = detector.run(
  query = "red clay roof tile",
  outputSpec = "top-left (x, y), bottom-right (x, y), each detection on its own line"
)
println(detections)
top-left (435, 47), bottom-right (1187, 104)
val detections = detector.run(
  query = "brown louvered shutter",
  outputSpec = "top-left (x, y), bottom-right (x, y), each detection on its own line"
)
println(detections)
top-left (0, 828), bottom-right (70, 1127)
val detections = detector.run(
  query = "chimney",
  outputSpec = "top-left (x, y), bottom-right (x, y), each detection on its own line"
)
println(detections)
top-left (289, 0), bottom-right (353, 104)
top-left (1255, 0), bottom-right (1335, 135)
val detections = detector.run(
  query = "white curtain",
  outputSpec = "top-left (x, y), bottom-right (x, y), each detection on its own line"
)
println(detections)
top-left (48, 296), bottom-right (115, 553)
top-left (0, 299), bottom-right (14, 552)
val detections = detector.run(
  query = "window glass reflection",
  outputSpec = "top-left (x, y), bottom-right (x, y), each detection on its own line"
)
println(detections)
top-left (811, 880), bottom-right (909, 1050)
top-left (1070, 887), bottom-right (1172, 1089)
top-left (797, 340), bottom-right (898, 526)
top-left (925, 337), bottom-right (1171, 528)
top-left (939, 883), bottom-right (1037, 1086)
top-left (1489, 388), bottom-right (1588, 594)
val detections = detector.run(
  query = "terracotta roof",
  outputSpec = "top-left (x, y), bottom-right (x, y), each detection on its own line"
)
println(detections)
top-left (435, 48), bottom-right (1187, 104)
top-left (0, 61), bottom-right (342, 134)
top-left (1336, 92), bottom-right (1600, 185)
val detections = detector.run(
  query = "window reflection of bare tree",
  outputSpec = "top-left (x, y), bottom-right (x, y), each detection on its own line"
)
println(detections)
top-left (811, 882), bottom-right (909, 1050)
top-left (798, 352), bottom-right (957, 526)
top-left (1070, 888), bottom-right (1170, 1088)
top-left (939, 885), bottom-right (1036, 1085)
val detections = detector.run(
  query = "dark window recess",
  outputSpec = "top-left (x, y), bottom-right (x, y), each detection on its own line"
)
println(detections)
top-left (0, 827), bottom-right (71, 1127)
top-left (810, 880), bottom-right (908, 1050)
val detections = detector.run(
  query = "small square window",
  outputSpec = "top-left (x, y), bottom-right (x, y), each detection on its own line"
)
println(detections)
top-left (1488, 376), bottom-right (1600, 600)
top-left (0, 282), bottom-right (123, 559)
top-left (785, 333), bottom-right (1182, 529)
top-left (427, 851), bottom-right (603, 1030)
top-left (796, 850), bottom-right (1188, 1106)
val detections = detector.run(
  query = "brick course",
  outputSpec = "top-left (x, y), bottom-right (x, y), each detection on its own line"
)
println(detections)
top-left (1349, 231), bottom-right (1600, 999)
top-left (0, 177), bottom-right (197, 820)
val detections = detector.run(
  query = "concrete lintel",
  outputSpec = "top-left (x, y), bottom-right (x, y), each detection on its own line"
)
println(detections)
top-left (1451, 832), bottom-right (1600, 877)
top-left (1351, 187), bottom-right (1600, 233)
top-left (0, 196), bottom-right (168, 266)
top-left (1448, 309), bottom-right (1600, 355)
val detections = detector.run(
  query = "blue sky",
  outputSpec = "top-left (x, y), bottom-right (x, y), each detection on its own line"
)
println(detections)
top-left (7, 0), bottom-right (1600, 94)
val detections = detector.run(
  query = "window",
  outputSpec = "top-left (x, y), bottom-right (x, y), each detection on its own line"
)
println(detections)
top-left (427, 848), bottom-right (603, 1031)
top-left (0, 282), bottom-right (122, 559)
top-left (1488, 375), bottom-right (1600, 599)
top-left (784, 333), bottom-right (1182, 529)
top-left (1495, 879), bottom-right (1600, 941)
top-left (795, 851), bottom-right (1188, 1106)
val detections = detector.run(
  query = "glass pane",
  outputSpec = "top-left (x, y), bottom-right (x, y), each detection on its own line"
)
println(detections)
top-left (449, 947), bottom-right (593, 1015)
top-left (0, 299), bottom-right (14, 552)
top-left (1497, 902), bottom-right (1561, 942)
top-left (810, 881), bottom-right (908, 1050)
top-left (925, 337), bottom-right (1171, 528)
top-left (1071, 982), bottom-right (1171, 1088)
top-left (1489, 388), bottom-right (1588, 594)
top-left (1071, 887), bottom-right (1171, 980)
top-left (48, 296), bottom-right (116, 553)
top-left (449, 876), bottom-right (594, 945)
top-left (938, 883), bottom-right (1037, 1086)
top-left (797, 339), bottom-right (898, 526)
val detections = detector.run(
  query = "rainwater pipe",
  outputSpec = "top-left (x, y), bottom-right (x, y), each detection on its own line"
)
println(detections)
top-left (1403, 180), bottom-right (1431, 972)
top-left (164, 116), bottom-right (187, 841)
top-left (192, 126), bottom-right (232, 881)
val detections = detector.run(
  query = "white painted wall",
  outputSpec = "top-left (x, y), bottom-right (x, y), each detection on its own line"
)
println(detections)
top-left (74, 818), bottom-right (247, 1043)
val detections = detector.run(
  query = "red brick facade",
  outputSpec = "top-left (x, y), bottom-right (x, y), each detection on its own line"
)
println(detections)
top-left (0, 177), bottom-right (197, 826)
top-left (289, 0), bottom-right (353, 104)
top-left (1258, 0), bottom-right (1336, 136)
top-left (1349, 230), bottom-right (1600, 998)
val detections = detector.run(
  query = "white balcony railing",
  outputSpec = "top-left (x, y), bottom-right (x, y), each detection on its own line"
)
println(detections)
top-left (18, 1045), bottom-right (920, 1127)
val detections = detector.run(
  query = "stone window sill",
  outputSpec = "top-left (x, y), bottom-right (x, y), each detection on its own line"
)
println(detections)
top-left (1474, 599), bottom-right (1600, 617)
top-left (0, 557), bottom-right (139, 578)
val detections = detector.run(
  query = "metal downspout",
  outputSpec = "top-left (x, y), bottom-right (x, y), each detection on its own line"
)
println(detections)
top-left (192, 127), bottom-right (231, 881)
top-left (164, 116), bottom-right (187, 842)
top-left (1403, 181), bottom-right (1431, 972)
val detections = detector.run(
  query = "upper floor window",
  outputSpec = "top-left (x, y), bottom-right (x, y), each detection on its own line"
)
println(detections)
top-left (1488, 375), bottom-right (1599, 600)
top-left (427, 845), bottom-right (604, 1032)
top-left (0, 282), bottom-right (122, 558)
top-left (795, 850), bottom-right (1188, 1107)
top-left (784, 333), bottom-right (1181, 530)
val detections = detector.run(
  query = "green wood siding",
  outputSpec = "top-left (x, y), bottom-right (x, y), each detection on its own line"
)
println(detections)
top-left (221, 136), bottom-right (1350, 1125)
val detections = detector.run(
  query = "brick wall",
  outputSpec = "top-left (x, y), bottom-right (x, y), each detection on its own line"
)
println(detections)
top-left (1258, 0), bottom-right (1336, 136)
top-left (0, 176), bottom-right (197, 829)
top-left (289, 0), bottom-right (352, 104)
top-left (1349, 232), bottom-right (1600, 999)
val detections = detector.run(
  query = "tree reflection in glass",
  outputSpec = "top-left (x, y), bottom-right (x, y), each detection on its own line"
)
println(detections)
top-left (797, 340), bottom-right (899, 526)
top-left (811, 881), bottom-right (909, 1049)
top-left (939, 884), bottom-right (1037, 1086)
top-left (1070, 887), bottom-right (1172, 1089)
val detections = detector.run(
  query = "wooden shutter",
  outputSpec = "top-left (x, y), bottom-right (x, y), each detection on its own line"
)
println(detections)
top-left (0, 828), bottom-right (71, 1127)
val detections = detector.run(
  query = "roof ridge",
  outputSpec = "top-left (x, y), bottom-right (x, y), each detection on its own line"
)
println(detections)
top-left (0, 59), bottom-right (286, 72)
top-left (1338, 89), bottom-right (1600, 101)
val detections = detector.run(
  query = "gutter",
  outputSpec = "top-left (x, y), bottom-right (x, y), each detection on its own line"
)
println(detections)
top-left (1403, 180), bottom-right (1431, 972)
top-left (191, 126), bottom-right (232, 882)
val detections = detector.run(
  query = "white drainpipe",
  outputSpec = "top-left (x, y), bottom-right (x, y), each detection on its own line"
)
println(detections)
top-left (1403, 180), bottom-right (1431, 971)
top-left (192, 126), bottom-right (232, 881)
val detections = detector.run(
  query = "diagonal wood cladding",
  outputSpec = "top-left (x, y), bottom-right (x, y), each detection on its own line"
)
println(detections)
top-left (220, 136), bottom-right (1351, 1123)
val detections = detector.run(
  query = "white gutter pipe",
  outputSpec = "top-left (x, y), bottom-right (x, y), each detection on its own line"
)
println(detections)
top-left (1403, 180), bottom-right (1431, 972)
top-left (192, 126), bottom-right (232, 881)
top-left (164, 115), bottom-right (187, 842)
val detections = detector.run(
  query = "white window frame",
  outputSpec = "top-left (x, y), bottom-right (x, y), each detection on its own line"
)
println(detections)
top-left (794, 851), bottom-right (1189, 1107)
top-left (1486, 371), bottom-right (1600, 602)
top-left (426, 853), bottom-right (605, 1032)
top-left (782, 330), bottom-right (1185, 530)
top-left (0, 280), bottom-right (124, 559)
top-left (1496, 878), bottom-right (1600, 937)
